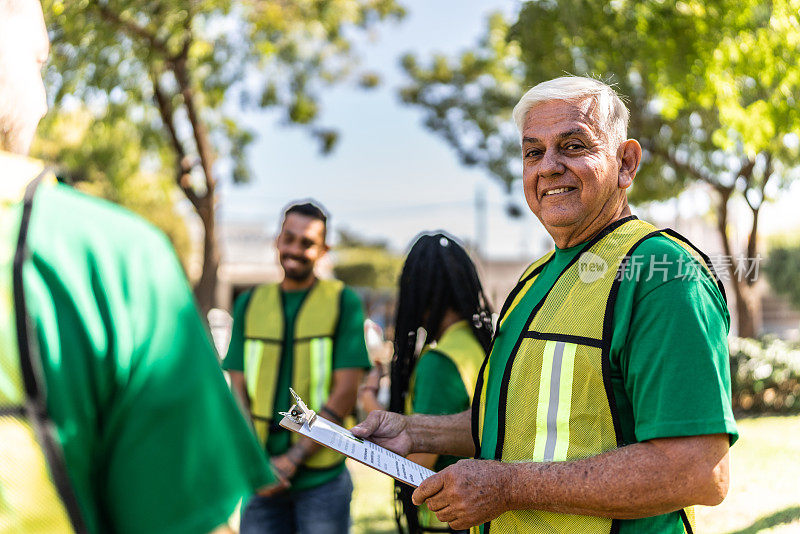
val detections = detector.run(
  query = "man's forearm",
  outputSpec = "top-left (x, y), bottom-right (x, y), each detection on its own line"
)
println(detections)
top-left (503, 434), bottom-right (729, 519)
top-left (408, 410), bottom-right (474, 458)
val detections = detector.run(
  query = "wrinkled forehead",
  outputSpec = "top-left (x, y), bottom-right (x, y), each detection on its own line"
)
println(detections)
top-left (522, 97), bottom-right (604, 140)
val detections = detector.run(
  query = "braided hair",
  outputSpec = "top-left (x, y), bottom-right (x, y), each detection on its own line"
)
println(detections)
top-left (389, 232), bottom-right (493, 534)
top-left (389, 232), bottom-right (493, 415)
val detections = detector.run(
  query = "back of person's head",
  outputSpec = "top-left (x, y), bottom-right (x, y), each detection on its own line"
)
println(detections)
top-left (281, 200), bottom-right (328, 240)
top-left (0, 0), bottom-right (49, 155)
top-left (389, 232), bottom-right (493, 414)
top-left (512, 75), bottom-right (630, 147)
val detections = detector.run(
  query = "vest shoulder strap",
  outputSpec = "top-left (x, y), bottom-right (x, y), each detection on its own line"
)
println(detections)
top-left (244, 283), bottom-right (283, 340)
top-left (431, 321), bottom-right (485, 403)
top-left (295, 279), bottom-right (344, 340)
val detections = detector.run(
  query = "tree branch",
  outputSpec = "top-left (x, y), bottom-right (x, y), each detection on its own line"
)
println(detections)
top-left (172, 55), bottom-right (217, 201)
top-left (151, 70), bottom-right (202, 211)
top-left (90, 1), bottom-right (169, 55)
top-left (642, 141), bottom-right (715, 185)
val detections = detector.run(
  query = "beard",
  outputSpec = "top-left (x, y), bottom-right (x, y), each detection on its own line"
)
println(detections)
top-left (280, 255), bottom-right (315, 282)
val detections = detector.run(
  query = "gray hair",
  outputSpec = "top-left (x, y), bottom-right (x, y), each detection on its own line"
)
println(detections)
top-left (512, 76), bottom-right (630, 146)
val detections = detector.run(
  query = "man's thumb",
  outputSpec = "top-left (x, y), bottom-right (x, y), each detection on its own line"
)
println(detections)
top-left (351, 412), bottom-right (379, 437)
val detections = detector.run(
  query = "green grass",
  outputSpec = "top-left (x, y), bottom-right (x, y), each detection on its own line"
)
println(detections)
top-left (351, 415), bottom-right (800, 534)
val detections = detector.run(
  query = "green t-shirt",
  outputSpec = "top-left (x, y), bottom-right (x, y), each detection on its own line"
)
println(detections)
top-left (223, 284), bottom-right (371, 491)
top-left (21, 184), bottom-right (275, 534)
top-left (479, 231), bottom-right (737, 533)
top-left (413, 349), bottom-right (471, 471)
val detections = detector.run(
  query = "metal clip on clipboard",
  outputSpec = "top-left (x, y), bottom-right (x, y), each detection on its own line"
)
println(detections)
top-left (278, 388), bottom-right (436, 487)
top-left (278, 387), bottom-right (318, 427)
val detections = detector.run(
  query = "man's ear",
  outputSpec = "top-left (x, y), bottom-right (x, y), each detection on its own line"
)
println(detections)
top-left (618, 139), bottom-right (642, 190)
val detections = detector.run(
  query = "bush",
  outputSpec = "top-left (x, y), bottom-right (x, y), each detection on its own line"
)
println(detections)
top-left (729, 336), bottom-right (800, 414)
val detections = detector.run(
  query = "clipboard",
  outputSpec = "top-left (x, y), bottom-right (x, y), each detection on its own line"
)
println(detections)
top-left (278, 389), bottom-right (435, 487)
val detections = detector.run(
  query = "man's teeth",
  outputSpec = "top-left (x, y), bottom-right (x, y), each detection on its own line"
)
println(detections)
top-left (544, 187), bottom-right (573, 196)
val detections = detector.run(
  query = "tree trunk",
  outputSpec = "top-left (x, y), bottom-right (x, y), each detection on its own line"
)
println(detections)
top-left (714, 185), bottom-right (757, 338)
top-left (194, 195), bottom-right (219, 316)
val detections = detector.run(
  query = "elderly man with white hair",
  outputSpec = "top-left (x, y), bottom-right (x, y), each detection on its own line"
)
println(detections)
top-left (353, 76), bottom-right (736, 534)
top-left (0, 1), bottom-right (276, 532)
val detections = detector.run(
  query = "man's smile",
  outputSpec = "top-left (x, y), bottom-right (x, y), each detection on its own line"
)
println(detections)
top-left (541, 186), bottom-right (577, 198)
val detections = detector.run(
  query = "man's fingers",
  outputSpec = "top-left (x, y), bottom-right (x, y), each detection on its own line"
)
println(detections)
top-left (412, 473), bottom-right (445, 505)
top-left (351, 411), bottom-right (382, 437)
top-left (434, 506), bottom-right (457, 524)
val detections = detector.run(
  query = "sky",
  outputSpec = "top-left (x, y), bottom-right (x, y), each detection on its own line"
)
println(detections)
top-left (217, 0), bottom-right (550, 259)
top-left (217, 0), bottom-right (800, 260)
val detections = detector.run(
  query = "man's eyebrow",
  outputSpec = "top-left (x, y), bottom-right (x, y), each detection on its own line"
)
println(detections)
top-left (557, 128), bottom-right (589, 140)
top-left (522, 128), bottom-right (591, 145)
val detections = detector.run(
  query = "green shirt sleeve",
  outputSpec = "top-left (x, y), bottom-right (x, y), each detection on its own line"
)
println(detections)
top-left (618, 237), bottom-right (738, 444)
top-left (222, 290), bottom-right (253, 372)
top-left (332, 286), bottom-right (371, 370)
top-left (412, 349), bottom-right (470, 415)
top-left (28, 186), bottom-right (274, 534)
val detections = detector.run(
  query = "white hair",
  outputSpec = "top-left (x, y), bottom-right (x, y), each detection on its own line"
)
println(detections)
top-left (512, 76), bottom-right (630, 146)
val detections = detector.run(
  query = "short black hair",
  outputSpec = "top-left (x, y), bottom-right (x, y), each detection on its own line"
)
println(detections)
top-left (282, 200), bottom-right (328, 237)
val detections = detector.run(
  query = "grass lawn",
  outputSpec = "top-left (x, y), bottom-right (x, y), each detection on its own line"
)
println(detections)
top-left (351, 415), bottom-right (800, 534)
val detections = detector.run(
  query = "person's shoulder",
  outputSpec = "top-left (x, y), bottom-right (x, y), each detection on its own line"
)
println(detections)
top-left (629, 232), bottom-right (695, 262)
top-left (417, 348), bottom-right (459, 375)
top-left (39, 184), bottom-right (172, 255)
top-left (625, 230), bottom-right (725, 304)
top-left (339, 284), bottom-right (363, 306)
top-left (626, 231), bottom-right (712, 280)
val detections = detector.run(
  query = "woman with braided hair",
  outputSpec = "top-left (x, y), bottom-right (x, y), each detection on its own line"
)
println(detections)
top-left (361, 231), bottom-right (493, 534)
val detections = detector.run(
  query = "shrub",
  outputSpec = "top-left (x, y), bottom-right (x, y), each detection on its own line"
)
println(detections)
top-left (729, 336), bottom-right (800, 414)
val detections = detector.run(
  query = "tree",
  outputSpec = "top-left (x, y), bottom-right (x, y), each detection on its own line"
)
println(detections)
top-left (764, 241), bottom-right (800, 313)
top-left (399, 0), bottom-right (800, 337)
top-left (332, 228), bottom-right (403, 290)
top-left (40, 0), bottom-right (404, 313)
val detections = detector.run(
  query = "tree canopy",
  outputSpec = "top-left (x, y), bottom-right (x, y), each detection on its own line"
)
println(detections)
top-left (399, 0), bottom-right (800, 336)
top-left (39, 0), bottom-right (405, 311)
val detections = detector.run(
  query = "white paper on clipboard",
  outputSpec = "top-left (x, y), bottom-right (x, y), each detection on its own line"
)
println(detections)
top-left (279, 415), bottom-right (435, 487)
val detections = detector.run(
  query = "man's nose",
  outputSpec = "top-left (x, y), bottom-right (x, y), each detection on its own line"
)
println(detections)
top-left (538, 148), bottom-right (565, 178)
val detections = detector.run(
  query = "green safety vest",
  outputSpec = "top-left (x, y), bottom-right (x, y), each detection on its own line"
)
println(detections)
top-left (243, 279), bottom-right (344, 469)
top-left (407, 319), bottom-right (487, 532)
top-left (0, 160), bottom-right (86, 533)
top-left (472, 217), bottom-right (723, 534)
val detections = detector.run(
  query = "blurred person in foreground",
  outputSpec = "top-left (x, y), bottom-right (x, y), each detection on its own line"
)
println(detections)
top-left (360, 232), bottom-right (493, 534)
top-left (223, 201), bottom-right (370, 534)
top-left (353, 76), bottom-right (737, 533)
top-left (0, 1), bottom-right (276, 532)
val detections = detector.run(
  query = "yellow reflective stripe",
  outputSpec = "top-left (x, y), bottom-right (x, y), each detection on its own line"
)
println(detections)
top-left (244, 339), bottom-right (263, 400)
top-left (309, 337), bottom-right (332, 411)
top-left (553, 342), bottom-right (576, 461)
top-left (532, 341), bottom-right (577, 462)
top-left (532, 340), bottom-right (557, 461)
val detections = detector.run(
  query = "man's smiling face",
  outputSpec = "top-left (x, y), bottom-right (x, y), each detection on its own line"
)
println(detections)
top-left (521, 98), bottom-right (623, 239)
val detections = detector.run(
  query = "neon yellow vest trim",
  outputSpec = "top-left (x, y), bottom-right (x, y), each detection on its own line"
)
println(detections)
top-left (406, 320), bottom-right (485, 413)
top-left (243, 279), bottom-right (344, 469)
top-left (0, 158), bottom-right (77, 533)
top-left (408, 319), bottom-right (486, 531)
top-left (474, 218), bottom-right (713, 534)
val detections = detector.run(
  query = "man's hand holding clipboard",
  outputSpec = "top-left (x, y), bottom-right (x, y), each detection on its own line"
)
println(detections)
top-left (278, 389), bottom-right (435, 488)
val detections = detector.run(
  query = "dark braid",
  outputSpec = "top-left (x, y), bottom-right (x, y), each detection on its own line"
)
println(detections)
top-left (389, 232), bottom-right (493, 534)
top-left (389, 232), bottom-right (493, 415)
